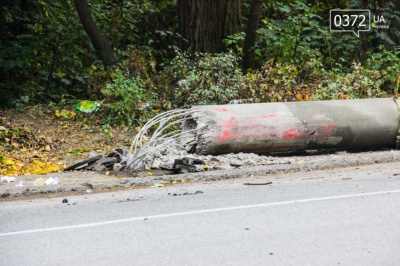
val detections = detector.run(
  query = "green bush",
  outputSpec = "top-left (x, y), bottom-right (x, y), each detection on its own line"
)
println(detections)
top-left (100, 67), bottom-right (158, 126)
top-left (364, 46), bottom-right (400, 92)
top-left (166, 52), bottom-right (243, 106)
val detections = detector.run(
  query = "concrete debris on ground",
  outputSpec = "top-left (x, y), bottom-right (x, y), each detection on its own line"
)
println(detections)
top-left (63, 145), bottom-right (293, 175)
top-left (64, 149), bottom-right (128, 172)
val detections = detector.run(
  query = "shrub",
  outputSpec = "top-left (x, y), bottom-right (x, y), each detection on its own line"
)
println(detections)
top-left (166, 52), bottom-right (243, 106)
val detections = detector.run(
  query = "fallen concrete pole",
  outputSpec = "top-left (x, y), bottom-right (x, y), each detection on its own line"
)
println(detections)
top-left (65, 98), bottom-right (400, 171)
top-left (182, 98), bottom-right (400, 155)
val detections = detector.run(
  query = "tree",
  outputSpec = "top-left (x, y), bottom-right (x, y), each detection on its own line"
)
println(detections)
top-left (242, 0), bottom-right (263, 72)
top-left (177, 0), bottom-right (241, 53)
top-left (73, 0), bottom-right (117, 67)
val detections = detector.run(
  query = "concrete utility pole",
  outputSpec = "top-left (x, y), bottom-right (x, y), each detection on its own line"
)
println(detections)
top-left (182, 98), bottom-right (400, 155)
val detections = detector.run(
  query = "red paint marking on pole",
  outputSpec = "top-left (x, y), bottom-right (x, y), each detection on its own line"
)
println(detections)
top-left (264, 113), bottom-right (279, 118)
top-left (215, 114), bottom-right (292, 142)
top-left (215, 117), bottom-right (239, 142)
top-left (282, 128), bottom-right (305, 139)
top-left (317, 123), bottom-right (337, 135)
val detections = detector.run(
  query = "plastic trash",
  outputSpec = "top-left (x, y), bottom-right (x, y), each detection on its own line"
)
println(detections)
top-left (140, 102), bottom-right (151, 111)
top-left (33, 177), bottom-right (46, 186)
top-left (15, 181), bottom-right (24, 187)
top-left (75, 100), bottom-right (100, 114)
top-left (1, 176), bottom-right (16, 183)
top-left (45, 177), bottom-right (59, 185)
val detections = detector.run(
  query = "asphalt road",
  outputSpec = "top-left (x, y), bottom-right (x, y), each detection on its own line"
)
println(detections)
top-left (1, 162), bottom-right (400, 266)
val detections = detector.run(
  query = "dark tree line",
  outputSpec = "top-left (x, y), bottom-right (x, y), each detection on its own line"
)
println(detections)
top-left (0, 0), bottom-right (399, 105)
top-left (73, 0), bottom-right (262, 69)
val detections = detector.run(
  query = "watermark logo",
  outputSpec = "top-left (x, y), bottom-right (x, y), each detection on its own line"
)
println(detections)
top-left (330, 9), bottom-right (389, 37)
top-left (371, 14), bottom-right (389, 29)
top-left (330, 9), bottom-right (370, 37)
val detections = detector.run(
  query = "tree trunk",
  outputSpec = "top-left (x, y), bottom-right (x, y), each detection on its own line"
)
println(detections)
top-left (242, 0), bottom-right (263, 72)
top-left (178, 0), bottom-right (241, 53)
top-left (73, 0), bottom-right (117, 67)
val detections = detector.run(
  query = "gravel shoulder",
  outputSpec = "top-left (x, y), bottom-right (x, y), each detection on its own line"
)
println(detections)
top-left (2, 149), bottom-right (400, 200)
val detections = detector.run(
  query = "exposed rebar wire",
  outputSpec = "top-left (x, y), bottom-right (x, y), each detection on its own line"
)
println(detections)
top-left (126, 109), bottom-right (206, 169)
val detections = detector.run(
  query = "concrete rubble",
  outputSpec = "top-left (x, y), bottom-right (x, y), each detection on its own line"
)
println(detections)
top-left (62, 145), bottom-right (294, 174)
top-left (140, 148), bottom-right (294, 172)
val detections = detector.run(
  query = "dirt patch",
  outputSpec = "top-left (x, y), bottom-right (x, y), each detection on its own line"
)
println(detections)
top-left (0, 105), bottom-right (133, 175)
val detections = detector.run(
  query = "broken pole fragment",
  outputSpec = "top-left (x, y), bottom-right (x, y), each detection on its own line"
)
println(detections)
top-left (183, 98), bottom-right (400, 155)
top-left (244, 182), bottom-right (273, 186)
top-left (126, 98), bottom-right (400, 170)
